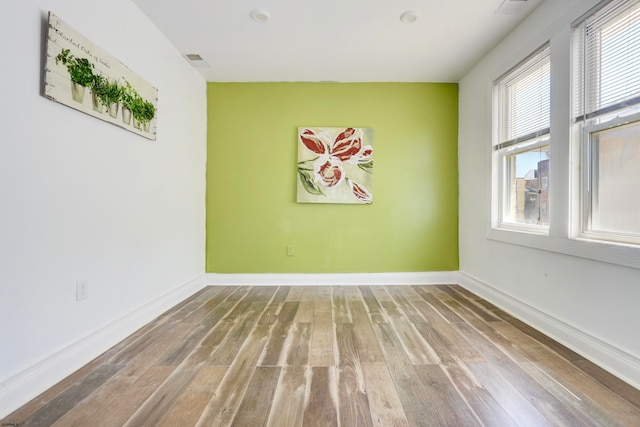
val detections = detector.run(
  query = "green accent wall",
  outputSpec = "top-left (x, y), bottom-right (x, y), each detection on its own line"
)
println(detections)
top-left (206, 83), bottom-right (458, 273)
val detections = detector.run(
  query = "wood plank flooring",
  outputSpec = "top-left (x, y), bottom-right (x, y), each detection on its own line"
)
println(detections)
top-left (3, 285), bottom-right (640, 426)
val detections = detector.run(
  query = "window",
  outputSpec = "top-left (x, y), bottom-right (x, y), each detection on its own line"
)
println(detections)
top-left (573, 0), bottom-right (640, 244)
top-left (485, 0), bottom-right (640, 269)
top-left (493, 43), bottom-right (551, 230)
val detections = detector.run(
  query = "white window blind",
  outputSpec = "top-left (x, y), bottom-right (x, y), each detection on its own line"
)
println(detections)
top-left (574, 0), bottom-right (640, 121)
top-left (495, 44), bottom-right (550, 150)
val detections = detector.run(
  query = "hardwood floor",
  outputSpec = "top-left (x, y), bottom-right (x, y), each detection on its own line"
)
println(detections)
top-left (3, 285), bottom-right (640, 426)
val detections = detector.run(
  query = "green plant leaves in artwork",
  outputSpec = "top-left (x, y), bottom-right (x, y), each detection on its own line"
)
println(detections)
top-left (55, 49), bottom-right (94, 87)
top-left (298, 169), bottom-right (325, 196)
top-left (358, 161), bottom-right (373, 173)
top-left (91, 74), bottom-right (109, 106)
top-left (121, 79), bottom-right (156, 126)
top-left (55, 51), bottom-right (156, 126)
top-left (104, 80), bottom-right (122, 104)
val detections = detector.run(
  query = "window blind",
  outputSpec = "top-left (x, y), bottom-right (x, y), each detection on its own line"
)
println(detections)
top-left (574, 0), bottom-right (640, 121)
top-left (495, 43), bottom-right (551, 150)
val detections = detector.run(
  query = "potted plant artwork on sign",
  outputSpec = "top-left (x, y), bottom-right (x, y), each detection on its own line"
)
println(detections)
top-left (120, 80), bottom-right (136, 125)
top-left (103, 80), bottom-right (122, 119)
top-left (44, 12), bottom-right (158, 140)
top-left (55, 48), bottom-right (94, 103)
top-left (90, 75), bottom-right (122, 117)
top-left (130, 92), bottom-right (156, 131)
top-left (90, 74), bottom-right (109, 113)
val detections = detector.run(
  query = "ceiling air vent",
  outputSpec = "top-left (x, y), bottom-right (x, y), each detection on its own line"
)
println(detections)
top-left (184, 53), bottom-right (210, 68)
top-left (495, 0), bottom-right (529, 15)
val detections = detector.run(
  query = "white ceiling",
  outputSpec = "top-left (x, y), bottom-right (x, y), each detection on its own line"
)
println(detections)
top-left (132, 0), bottom-right (543, 82)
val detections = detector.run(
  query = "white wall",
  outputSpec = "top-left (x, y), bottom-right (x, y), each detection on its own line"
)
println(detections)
top-left (0, 0), bottom-right (206, 416)
top-left (459, 0), bottom-right (640, 388)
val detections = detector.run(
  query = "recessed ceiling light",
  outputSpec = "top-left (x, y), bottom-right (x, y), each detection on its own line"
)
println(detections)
top-left (400, 10), bottom-right (417, 24)
top-left (250, 9), bottom-right (270, 23)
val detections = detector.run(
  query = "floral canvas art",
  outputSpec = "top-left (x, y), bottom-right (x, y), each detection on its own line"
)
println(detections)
top-left (297, 127), bottom-right (373, 204)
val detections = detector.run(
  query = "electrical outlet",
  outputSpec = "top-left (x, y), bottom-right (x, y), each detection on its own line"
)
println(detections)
top-left (76, 279), bottom-right (88, 301)
top-left (286, 244), bottom-right (294, 256)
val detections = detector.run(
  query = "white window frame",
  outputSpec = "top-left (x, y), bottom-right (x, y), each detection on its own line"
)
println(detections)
top-left (579, 112), bottom-right (640, 245)
top-left (496, 137), bottom-right (551, 232)
top-left (492, 43), bottom-right (551, 234)
top-left (573, 0), bottom-right (640, 246)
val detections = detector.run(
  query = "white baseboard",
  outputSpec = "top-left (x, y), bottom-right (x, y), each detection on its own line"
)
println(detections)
top-left (0, 274), bottom-right (206, 419)
top-left (458, 271), bottom-right (640, 390)
top-left (206, 271), bottom-right (460, 286)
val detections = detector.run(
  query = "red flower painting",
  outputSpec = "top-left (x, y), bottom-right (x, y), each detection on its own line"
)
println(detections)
top-left (297, 127), bottom-right (373, 204)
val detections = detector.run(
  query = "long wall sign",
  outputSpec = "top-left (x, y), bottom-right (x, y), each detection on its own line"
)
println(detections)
top-left (44, 12), bottom-right (158, 140)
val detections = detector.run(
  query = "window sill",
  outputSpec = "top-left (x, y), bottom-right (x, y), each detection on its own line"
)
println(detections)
top-left (496, 222), bottom-right (549, 235)
top-left (487, 227), bottom-right (640, 270)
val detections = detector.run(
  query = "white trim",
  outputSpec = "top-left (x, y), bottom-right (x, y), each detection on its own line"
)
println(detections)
top-left (487, 228), bottom-right (640, 270)
top-left (458, 271), bottom-right (640, 390)
top-left (0, 274), bottom-right (206, 419)
top-left (207, 271), bottom-right (459, 286)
